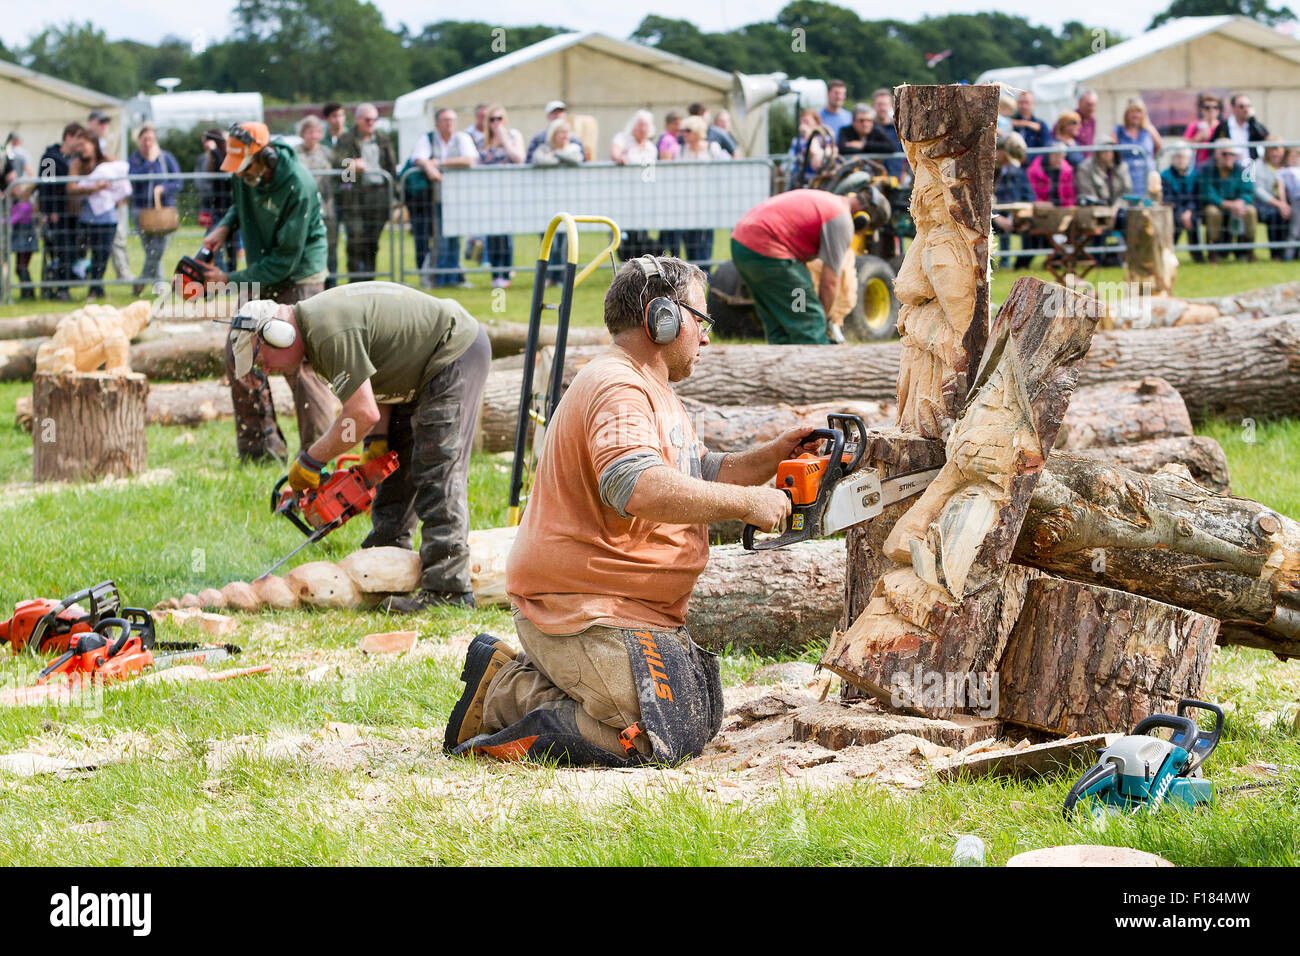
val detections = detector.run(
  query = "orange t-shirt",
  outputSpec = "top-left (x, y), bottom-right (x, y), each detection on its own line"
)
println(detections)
top-left (507, 348), bottom-right (710, 635)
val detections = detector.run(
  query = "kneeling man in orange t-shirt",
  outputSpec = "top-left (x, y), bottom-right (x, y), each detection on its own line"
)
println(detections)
top-left (445, 255), bottom-right (821, 766)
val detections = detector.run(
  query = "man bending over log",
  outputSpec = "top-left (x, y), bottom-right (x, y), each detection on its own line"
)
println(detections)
top-left (445, 256), bottom-right (817, 766)
top-left (230, 281), bottom-right (491, 612)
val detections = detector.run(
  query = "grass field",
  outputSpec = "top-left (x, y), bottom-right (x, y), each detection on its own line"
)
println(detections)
top-left (0, 261), bottom-right (1298, 867)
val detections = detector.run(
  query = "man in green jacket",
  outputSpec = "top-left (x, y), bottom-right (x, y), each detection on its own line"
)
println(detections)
top-left (1199, 139), bottom-right (1258, 262)
top-left (198, 121), bottom-right (334, 461)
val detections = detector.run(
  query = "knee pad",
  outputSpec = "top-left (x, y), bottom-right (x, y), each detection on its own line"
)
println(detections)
top-left (452, 699), bottom-right (635, 768)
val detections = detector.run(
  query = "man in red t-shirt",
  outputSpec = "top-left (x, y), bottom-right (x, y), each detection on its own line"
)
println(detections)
top-left (730, 177), bottom-right (875, 344)
top-left (444, 256), bottom-right (819, 766)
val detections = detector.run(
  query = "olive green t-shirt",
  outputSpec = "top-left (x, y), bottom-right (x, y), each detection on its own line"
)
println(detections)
top-left (294, 282), bottom-right (479, 404)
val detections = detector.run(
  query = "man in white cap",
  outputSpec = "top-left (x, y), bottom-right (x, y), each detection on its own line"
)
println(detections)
top-left (526, 100), bottom-right (584, 163)
top-left (229, 281), bottom-right (492, 612)
top-left (197, 121), bottom-right (334, 462)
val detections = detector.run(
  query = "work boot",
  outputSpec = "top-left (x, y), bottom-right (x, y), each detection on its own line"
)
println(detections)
top-left (452, 699), bottom-right (636, 767)
top-left (443, 633), bottom-right (517, 752)
top-left (380, 589), bottom-right (476, 614)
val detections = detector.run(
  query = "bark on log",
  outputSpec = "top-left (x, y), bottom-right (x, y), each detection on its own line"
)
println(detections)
top-left (0, 314), bottom-right (63, 340)
top-left (559, 314), bottom-right (1300, 422)
top-left (997, 575), bottom-right (1218, 736)
top-left (32, 372), bottom-right (149, 483)
top-left (1071, 436), bottom-right (1230, 492)
top-left (687, 540), bottom-right (849, 655)
top-left (17, 378), bottom-right (301, 431)
top-left (1054, 377), bottom-right (1191, 450)
top-left (2, 331), bottom-right (229, 382)
top-left (892, 84), bottom-right (998, 438)
top-left (823, 276), bottom-right (1099, 715)
top-left (1014, 454), bottom-right (1300, 659)
top-left (481, 320), bottom-right (609, 359)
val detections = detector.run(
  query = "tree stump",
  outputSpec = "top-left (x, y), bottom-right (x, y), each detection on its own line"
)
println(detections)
top-left (1125, 205), bottom-right (1178, 296)
top-left (997, 575), bottom-right (1218, 735)
top-left (32, 372), bottom-right (148, 483)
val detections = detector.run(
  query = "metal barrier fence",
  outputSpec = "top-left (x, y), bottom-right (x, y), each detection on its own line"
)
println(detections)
top-left (1, 168), bottom-right (396, 304)
top-left (768, 138), bottom-right (1300, 263)
top-left (394, 158), bottom-right (776, 286)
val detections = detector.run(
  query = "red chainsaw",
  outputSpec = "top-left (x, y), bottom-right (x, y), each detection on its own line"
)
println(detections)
top-left (38, 615), bottom-right (242, 686)
top-left (0, 581), bottom-right (152, 656)
top-left (258, 450), bottom-right (400, 580)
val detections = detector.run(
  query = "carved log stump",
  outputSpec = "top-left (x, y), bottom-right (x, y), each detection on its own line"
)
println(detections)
top-left (824, 277), bottom-right (1099, 716)
top-left (997, 575), bottom-right (1218, 735)
top-left (1125, 205), bottom-right (1178, 296)
top-left (32, 372), bottom-right (148, 483)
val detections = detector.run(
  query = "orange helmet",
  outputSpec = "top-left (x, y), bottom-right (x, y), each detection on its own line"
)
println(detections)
top-left (221, 122), bottom-right (271, 173)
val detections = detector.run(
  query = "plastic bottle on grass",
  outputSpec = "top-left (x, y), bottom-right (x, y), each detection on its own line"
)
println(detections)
top-left (953, 835), bottom-right (986, 866)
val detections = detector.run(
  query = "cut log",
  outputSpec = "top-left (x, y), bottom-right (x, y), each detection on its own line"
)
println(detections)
top-left (32, 372), bottom-right (148, 483)
top-left (337, 547), bottom-right (422, 593)
top-left (482, 320), bottom-right (609, 360)
top-left (1053, 377), bottom-right (1191, 450)
top-left (687, 539), bottom-right (849, 656)
top-left (0, 313), bottom-right (64, 340)
top-left (558, 313), bottom-right (1300, 422)
top-left (1015, 454), bottom-right (1300, 659)
top-left (468, 526), bottom-right (517, 608)
top-left (1124, 205), bottom-right (1178, 296)
top-left (935, 733), bottom-right (1116, 781)
top-left (285, 562), bottom-right (362, 609)
top-left (477, 364), bottom-right (525, 454)
top-left (997, 575), bottom-right (1218, 736)
top-left (893, 83), bottom-right (998, 438)
top-left (219, 582), bottom-right (262, 613)
top-left (1071, 436), bottom-right (1230, 492)
top-left (130, 331), bottom-right (228, 381)
top-left (680, 397), bottom-right (895, 453)
top-left (791, 700), bottom-right (999, 750)
top-left (823, 276), bottom-right (1099, 716)
top-left (251, 575), bottom-right (298, 610)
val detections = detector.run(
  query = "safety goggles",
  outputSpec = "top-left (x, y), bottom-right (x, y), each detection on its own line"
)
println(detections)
top-left (679, 303), bottom-right (714, 337)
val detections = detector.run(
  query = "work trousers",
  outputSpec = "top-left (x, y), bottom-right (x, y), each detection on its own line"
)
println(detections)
top-left (342, 186), bottom-right (389, 281)
top-left (222, 281), bottom-right (334, 460)
top-left (1203, 204), bottom-right (1259, 250)
top-left (361, 325), bottom-right (490, 592)
top-left (481, 612), bottom-right (672, 758)
top-left (730, 237), bottom-right (829, 345)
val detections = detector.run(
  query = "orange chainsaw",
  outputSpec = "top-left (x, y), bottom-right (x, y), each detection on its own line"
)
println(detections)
top-left (742, 413), bottom-right (941, 551)
top-left (0, 581), bottom-right (152, 656)
top-left (257, 450), bottom-right (400, 580)
top-left (38, 614), bottom-right (241, 687)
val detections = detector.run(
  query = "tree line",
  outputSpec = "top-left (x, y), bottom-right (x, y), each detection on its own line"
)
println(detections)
top-left (0, 0), bottom-right (1290, 104)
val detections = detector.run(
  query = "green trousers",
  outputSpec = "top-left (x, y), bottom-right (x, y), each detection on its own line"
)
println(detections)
top-left (729, 237), bottom-right (828, 345)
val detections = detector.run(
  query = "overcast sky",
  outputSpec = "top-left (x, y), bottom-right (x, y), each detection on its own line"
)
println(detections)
top-left (2, 0), bottom-right (1181, 50)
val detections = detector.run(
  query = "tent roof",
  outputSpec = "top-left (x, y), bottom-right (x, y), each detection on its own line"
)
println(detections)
top-left (395, 31), bottom-right (732, 119)
top-left (0, 58), bottom-right (122, 110)
top-left (1048, 15), bottom-right (1300, 86)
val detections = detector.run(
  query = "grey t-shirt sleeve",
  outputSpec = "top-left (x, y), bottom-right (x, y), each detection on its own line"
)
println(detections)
top-left (598, 453), bottom-right (664, 518)
top-left (700, 452), bottom-right (726, 482)
top-left (817, 212), bottom-right (854, 270)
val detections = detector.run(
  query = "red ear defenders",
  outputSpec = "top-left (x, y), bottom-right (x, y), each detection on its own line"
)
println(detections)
top-left (633, 256), bottom-right (682, 345)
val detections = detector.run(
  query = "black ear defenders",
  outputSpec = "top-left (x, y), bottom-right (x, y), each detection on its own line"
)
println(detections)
top-left (633, 255), bottom-right (682, 345)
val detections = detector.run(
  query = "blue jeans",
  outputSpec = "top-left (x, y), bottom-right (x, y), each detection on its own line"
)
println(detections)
top-left (133, 212), bottom-right (171, 284)
top-left (683, 229), bottom-right (713, 274)
top-left (433, 203), bottom-right (463, 285)
top-left (82, 222), bottom-right (116, 297)
top-left (408, 193), bottom-right (433, 278)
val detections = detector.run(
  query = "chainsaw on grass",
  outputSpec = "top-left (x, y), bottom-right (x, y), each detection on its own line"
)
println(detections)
top-left (1062, 699), bottom-right (1225, 818)
top-left (256, 450), bottom-right (400, 580)
top-left (38, 613), bottom-right (241, 687)
top-left (0, 581), bottom-right (153, 657)
top-left (742, 414), bottom-right (941, 551)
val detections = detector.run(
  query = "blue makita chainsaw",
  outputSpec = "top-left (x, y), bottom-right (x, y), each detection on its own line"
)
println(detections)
top-left (1062, 699), bottom-right (1224, 818)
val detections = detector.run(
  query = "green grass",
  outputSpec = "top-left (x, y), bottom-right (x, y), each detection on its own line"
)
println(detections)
top-left (2, 266), bottom-right (1300, 865)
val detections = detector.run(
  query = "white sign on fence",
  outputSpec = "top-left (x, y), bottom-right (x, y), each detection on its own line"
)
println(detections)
top-left (438, 160), bottom-right (774, 235)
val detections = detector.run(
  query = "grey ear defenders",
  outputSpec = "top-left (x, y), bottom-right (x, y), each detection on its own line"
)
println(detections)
top-left (633, 256), bottom-right (682, 345)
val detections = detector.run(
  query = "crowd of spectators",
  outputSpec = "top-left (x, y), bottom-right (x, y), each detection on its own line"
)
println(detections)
top-left (988, 86), bottom-right (1300, 264)
top-left (5, 83), bottom-right (1300, 300)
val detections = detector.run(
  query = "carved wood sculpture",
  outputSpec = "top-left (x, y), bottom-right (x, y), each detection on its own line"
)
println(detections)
top-left (821, 276), bottom-right (1099, 715)
top-left (34, 301), bottom-right (153, 375)
top-left (892, 83), bottom-right (998, 439)
top-left (1125, 205), bottom-right (1179, 296)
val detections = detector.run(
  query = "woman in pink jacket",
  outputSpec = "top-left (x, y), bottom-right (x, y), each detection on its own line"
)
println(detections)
top-left (1027, 144), bottom-right (1076, 206)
